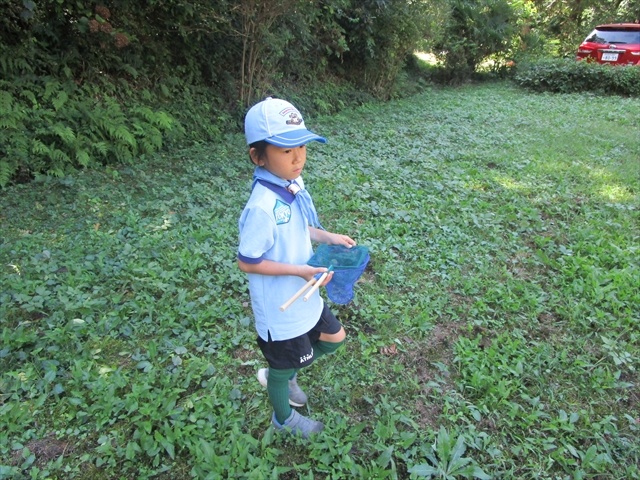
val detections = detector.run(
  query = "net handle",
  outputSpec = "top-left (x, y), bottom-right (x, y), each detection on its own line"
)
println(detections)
top-left (279, 266), bottom-right (335, 311)
top-left (279, 277), bottom-right (316, 312)
top-left (303, 266), bottom-right (333, 302)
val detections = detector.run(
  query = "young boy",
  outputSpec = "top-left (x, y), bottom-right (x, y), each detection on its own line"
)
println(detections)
top-left (238, 97), bottom-right (355, 438)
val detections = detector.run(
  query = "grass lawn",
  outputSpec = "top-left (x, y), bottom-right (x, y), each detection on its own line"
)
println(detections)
top-left (1, 82), bottom-right (639, 479)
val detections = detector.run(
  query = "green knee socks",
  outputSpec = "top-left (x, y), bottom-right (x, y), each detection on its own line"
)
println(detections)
top-left (268, 340), bottom-right (344, 424)
top-left (312, 338), bottom-right (345, 359)
top-left (267, 368), bottom-right (294, 424)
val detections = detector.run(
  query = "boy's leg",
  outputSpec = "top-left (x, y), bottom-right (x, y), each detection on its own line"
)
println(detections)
top-left (312, 327), bottom-right (346, 360)
top-left (257, 368), bottom-right (307, 406)
top-left (267, 367), bottom-right (294, 424)
top-left (267, 367), bottom-right (324, 438)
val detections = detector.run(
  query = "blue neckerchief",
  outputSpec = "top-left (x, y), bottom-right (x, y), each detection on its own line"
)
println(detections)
top-left (252, 166), bottom-right (324, 229)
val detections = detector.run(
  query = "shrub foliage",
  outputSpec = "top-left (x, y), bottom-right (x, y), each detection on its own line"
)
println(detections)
top-left (0, 77), bottom-right (180, 185)
top-left (433, 0), bottom-right (520, 82)
top-left (513, 58), bottom-right (640, 96)
top-left (0, 0), bottom-right (443, 186)
top-left (0, 0), bottom-right (638, 186)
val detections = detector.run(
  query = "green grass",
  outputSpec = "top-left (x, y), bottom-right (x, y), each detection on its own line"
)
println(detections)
top-left (1, 82), bottom-right (639, 479)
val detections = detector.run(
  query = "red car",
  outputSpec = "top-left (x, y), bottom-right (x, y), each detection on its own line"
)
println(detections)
top-left (576, 23), bottom-right (640, 65)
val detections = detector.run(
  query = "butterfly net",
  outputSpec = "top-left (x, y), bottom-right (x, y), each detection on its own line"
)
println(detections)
top-left (307, 244), bottom-right (370, 304)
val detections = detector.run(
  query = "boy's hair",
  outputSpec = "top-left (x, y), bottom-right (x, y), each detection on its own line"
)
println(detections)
top-left (249, 140), bottom-right (269, 163)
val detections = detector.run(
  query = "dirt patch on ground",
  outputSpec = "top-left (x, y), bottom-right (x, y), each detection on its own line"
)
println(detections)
top-left (619, 371), bottom-right (640, 412)
top-left (396, 321), bottom-right (468, 429)
top-left (412, 398), bottom-right (444, 430)
top-left (233, 347), bottom-right (260, 362)
top-left (233, 347), bottom-right (263, 376)
top-left (400, 320), bottom-right (466, 369)
top-left (11, 436), bottom-right (73, 467)
top-left (357, 270), bottom-right (375, 285)
top-left (535, 311), bottom-right (564, 340)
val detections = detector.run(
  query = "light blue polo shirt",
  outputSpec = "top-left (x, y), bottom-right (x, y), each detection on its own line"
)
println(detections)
top-left (238, 177), bottom-right (323, 342)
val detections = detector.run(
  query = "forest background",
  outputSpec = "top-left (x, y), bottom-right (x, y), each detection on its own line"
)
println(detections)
top-left (1, 1), bottom-right (640, 478)
top-left (1, 0), bottom-right (639, 187)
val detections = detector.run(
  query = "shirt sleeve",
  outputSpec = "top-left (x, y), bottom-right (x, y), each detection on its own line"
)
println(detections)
top-left (238, 204), bottom-right (276, 264)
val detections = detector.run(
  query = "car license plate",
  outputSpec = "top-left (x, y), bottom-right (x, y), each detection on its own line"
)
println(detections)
top-left (602, 53), bottom-right (618, 61)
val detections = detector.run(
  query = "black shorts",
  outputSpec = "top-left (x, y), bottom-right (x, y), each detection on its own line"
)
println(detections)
top-left (257, 304), bottom-right (342, 370)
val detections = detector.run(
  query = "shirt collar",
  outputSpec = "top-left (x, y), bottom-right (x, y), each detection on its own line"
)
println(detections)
top-left (257, 180), bottom-right (296, 203)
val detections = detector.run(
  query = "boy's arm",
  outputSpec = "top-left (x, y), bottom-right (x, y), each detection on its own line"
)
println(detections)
top-left (238, 258), bottom-right (333, 284)
top-left (309, 227), bottom-right (356, 247)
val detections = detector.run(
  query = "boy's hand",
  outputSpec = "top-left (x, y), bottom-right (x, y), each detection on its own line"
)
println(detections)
top-left (327, 233), bottom-right (356, 247)
top-left (317, 269), bottom-right (334, 286)
top-left (309, 227), bottom-right (356, 247)
top-left (299, 264), bottom-right (334, 285)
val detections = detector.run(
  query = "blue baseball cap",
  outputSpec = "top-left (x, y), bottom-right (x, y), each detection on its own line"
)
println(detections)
top-left (244, 97), bottom-right (327, 147)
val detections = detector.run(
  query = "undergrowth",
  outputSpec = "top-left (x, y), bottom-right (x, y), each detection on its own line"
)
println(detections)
top-left (0, 71), bottom-right (379, 188)
top-left (1, 83), bottom-right (639, 479)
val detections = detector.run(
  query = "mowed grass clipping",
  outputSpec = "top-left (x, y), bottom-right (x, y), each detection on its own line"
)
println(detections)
top-left (1, 82), bottom-right (639, 479)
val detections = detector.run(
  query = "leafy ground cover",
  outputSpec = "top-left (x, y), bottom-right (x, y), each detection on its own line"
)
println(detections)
top-left (1, 82), bottom-right (639, 479)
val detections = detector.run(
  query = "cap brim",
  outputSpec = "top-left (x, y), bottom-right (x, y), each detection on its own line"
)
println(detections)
top-left (265, 129), bottom-right (327, 148)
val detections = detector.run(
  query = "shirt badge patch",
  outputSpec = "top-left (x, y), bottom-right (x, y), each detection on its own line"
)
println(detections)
top-left (273, 199), bottom-right (291, 225)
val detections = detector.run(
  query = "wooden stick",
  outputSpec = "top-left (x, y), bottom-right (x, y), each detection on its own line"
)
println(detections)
top-left (303, 266), bottom-right (333, 302)
top-left (279, 277), bottom-right (316, 312)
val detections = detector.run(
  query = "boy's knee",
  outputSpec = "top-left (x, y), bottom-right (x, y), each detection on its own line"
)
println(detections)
top-left (319, 326), bottom-right (346, 343)
top-left (316, 337), bottom-right (345, 356)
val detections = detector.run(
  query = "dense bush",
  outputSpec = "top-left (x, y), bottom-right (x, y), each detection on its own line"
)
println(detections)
top-left (1, 0), bottom-right (637, 186)
top-left (0, 0), bottom-right (431, 186)
top-left (0, 71), bottom-right (249, 186)
top-left (432, 0), bottom-right (520, 83)
top-left (0, 79), bottom-right (176, 185)
top-left (330, 0), bottom-right (440, 98)
top-left (513, 58), bottom-right (640, 96)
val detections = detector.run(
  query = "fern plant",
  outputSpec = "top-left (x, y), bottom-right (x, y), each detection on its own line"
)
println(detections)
top-left (0, 78), bottom-right (181, 187)
top-left (0, 89), bottom-right (28, 186)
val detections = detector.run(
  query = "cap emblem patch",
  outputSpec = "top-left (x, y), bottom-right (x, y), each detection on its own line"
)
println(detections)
top-left (280, 107), bottom-right (303, 126)
top-left (286, 113), bottom-right (303, 126)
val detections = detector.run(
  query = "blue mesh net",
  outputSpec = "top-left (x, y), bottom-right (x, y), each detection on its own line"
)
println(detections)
top-left (308, 245), bottom-right (370, 304)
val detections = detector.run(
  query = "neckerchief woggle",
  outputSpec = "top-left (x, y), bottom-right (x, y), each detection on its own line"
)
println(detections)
top-left (252, 166), bottom-right (324, 230)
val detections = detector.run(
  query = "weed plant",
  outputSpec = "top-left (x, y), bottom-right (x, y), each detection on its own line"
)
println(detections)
top-left (1, 83), bottom-right (639, 478)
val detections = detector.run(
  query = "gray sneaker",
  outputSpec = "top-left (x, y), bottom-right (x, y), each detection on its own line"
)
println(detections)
top-left (272, 410), bottom-right (324, 439)
top-left (257, 368), bottom-right (308, 407)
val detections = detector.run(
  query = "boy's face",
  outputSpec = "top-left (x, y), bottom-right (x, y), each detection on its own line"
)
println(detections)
top-left (251, 144), bottom-right (307, 181)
